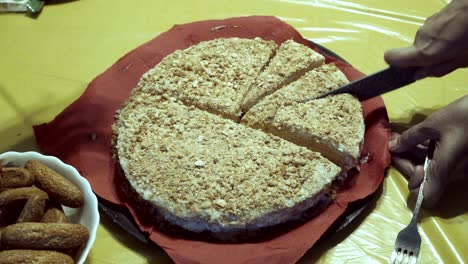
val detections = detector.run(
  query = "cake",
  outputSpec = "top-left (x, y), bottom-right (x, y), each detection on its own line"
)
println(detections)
top-left (240, 40), bottom-right (325, 112)
top-left (113, 38), bottom-right (365, 240)
top-left (114, 92), bottom-right (342, 237)
top-left (263, 94), bottom-right (364, 169)
top-left (241, 64), bottom-right (364, 168)
top-left (241, 63), bottom-right (350, 131)
top-left (138, 37), bottom-right (277, 121)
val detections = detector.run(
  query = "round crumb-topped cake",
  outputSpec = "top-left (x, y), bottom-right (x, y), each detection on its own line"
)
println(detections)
top-left (113, 37), bottom-right (365, 240)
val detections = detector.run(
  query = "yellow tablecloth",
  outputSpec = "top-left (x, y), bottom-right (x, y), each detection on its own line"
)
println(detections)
top-left (1, 0), bottom-right (467, 263)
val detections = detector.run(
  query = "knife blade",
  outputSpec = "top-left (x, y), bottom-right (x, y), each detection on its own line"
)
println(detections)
top-left (303, 66), bottom-right (419, 102)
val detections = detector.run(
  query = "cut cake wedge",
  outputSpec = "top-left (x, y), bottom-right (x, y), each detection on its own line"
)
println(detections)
top-left (241, 40), bottom-right (325, 112)
top-left (138, 37), bottom-right (277, 121)
top-left (242, 64), bottom-right (364, 168)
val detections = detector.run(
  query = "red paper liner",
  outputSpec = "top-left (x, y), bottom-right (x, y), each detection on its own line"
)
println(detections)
top-left (33, 16), bottom-right (391, 264)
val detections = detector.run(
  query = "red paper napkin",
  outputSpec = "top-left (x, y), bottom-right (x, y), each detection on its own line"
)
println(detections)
top-left (33, 16), bottom-right (391, 264)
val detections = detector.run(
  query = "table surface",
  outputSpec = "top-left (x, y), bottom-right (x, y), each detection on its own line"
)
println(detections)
top-left (1, 0), bottom-right (467, 263)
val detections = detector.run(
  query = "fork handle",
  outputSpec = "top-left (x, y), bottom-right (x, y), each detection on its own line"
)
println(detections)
top-left (410, 181), bottom-right (425, 225)
top-left (410, 184), bottom-right (426, 225)
top-left (410, 140), bottom-right (436, 225)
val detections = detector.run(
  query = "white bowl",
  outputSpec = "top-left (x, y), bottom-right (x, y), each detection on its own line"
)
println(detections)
top-left (0, 151), bottom-right (99, 264)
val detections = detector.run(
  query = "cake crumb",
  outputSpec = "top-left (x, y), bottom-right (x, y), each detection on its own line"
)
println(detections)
top-left (214, 199), bottom-right (227, 207)
top-left (197, 135), bottom-right (204, 143)
top-left (195, 160), bottom-right (205, 167)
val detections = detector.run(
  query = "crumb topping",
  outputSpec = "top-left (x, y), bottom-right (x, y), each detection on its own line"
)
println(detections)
top-left (242, 64), bottom-right (349, 128)
top-left (241, 40), bottom-right (325, 111)
top-left (241, 63), bottom-right (364, 166)
top-left (137, 38), bottom-right (277, 120)
top-left (273, 94), bottom-right (365, 159)
top-left (113, 38), bottom-right (365, 232)
top-left (115, 93), bottom-right (340, 226)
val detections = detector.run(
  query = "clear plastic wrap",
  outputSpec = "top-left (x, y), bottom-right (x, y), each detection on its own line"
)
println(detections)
top-left (0, 0), bottom-right (467, 263)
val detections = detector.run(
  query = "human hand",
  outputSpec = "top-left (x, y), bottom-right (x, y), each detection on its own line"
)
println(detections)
top-left (384, 0), bottom-right (468, 80)
top-left (389, 95), bottom-right (468, 208)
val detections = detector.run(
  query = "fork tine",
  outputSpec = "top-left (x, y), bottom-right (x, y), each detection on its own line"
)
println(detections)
top-left (407, 253), bottom-right (414, 264)
top-left (390, 250), bottom-right (398, 264)
top-left (410, 254), bottom-right (418, 264)
top-left (397, 249), bottom-right (404, 264)
top-left (403, 251), bottom-right (410, 264)
top-left (394, 249), bottom-right (400, 264)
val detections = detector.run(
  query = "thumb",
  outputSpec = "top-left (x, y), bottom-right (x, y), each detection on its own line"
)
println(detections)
top-left (384, 46), bottom-right (423, 67)
top-left (408, 165), bottom-right (425, 190)
top-left (384, 45), bottom-right (448, 68)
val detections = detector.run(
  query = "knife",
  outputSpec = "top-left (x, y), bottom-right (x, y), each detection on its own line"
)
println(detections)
top-left (303, 66), bottom-right (419, 102)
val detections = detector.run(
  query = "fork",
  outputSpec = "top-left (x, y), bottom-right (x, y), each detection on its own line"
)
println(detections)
top-left (389, 140), bottom-right (436, 264)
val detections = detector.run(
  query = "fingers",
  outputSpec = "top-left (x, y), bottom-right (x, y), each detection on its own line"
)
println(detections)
top-left (422, 160), bottom-right (445, 208)
top-left (389, 122), bottom-right (438, 153)
top-left (391, 142), bottom-right (444, 208)
top-left (393, 139), bottom-right (449, 208)
top-left (422, 138), bottom-right (459, 208)
top-left (392, 154), bottom-right (424, 189)
top-left (393, 144), bottom-right (445, 209)
top-left (392, 155), bottom-right (417, 179)
top-left (409, 166), bottom-right (424, 190)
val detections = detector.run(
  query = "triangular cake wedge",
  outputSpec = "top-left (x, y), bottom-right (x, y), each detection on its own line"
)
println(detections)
top-left (267, 94), bottom-right (364, 169)
top-left (138, 37), bottom-right (277, 121)
top-left (113, 93), bottom-right (342, 238)
top-left (242, 64), bottom-right (364, 169)
top-left (241, 39), bottom-right (325, 112)
top-left (242, 64), bottom-right (348, 130)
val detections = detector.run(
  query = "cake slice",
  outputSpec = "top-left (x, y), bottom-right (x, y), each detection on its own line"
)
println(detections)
top-left (241, 40), bottom-right (324, 112)
top-left (268, 94), bottom-right (364, 169)
top-left (138, 37), bottom-right (277, 121)
top-left (114, 92), bottom-right (343, 239)
top-left (242, 64), bottom-right (349, 130)
top-left (242, 64), bottom-right (364, 168)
